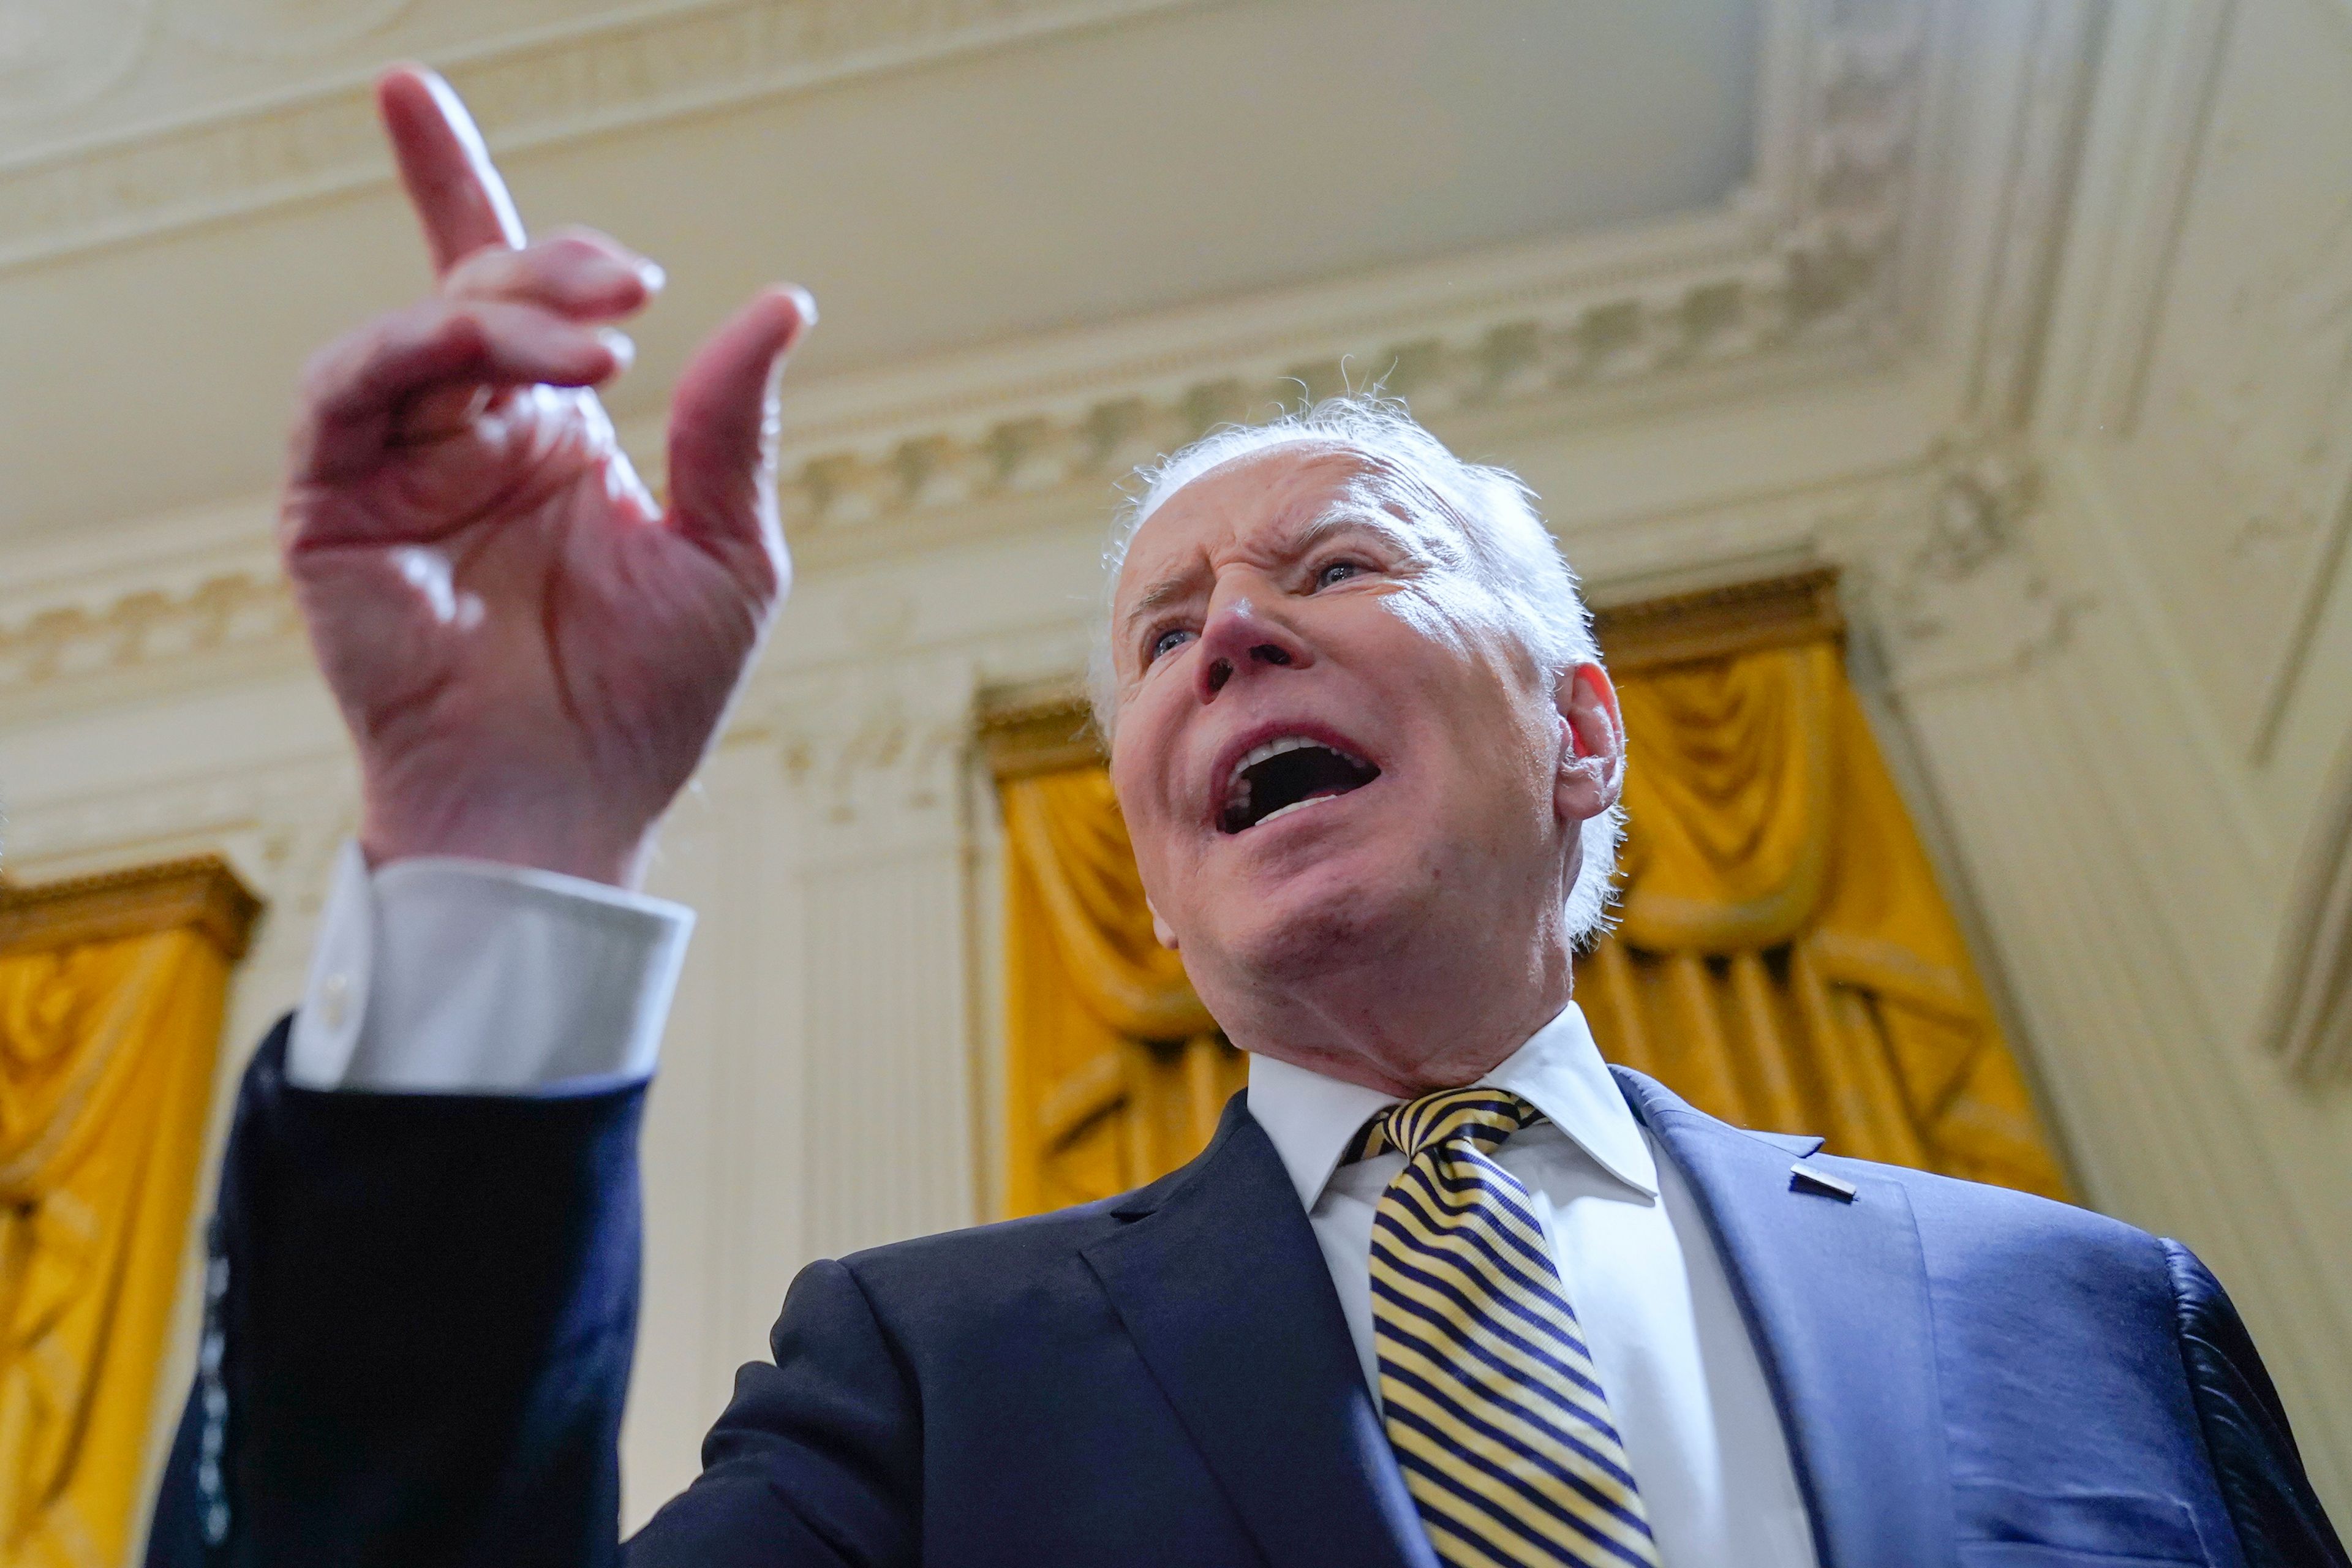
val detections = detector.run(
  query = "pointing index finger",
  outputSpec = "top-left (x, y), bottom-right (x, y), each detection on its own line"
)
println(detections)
top-left (378, 65), bottom-right (526, 276)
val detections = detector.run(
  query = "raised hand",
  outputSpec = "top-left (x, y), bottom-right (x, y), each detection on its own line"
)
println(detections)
top-left (285, 67), bottom-right (814, 887)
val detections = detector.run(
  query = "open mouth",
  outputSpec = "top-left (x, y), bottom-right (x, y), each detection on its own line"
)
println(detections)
top-left (1219, 737), bottom-right (1381, 834)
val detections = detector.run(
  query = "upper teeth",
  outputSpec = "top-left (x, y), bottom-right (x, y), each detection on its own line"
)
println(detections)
top-left (1236, 736), bottom-right (1330, 775)
top-left (1224, 735), bottom-right (1366, 812)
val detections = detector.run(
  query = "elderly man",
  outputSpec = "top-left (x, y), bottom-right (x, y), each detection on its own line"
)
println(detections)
top-left (150, 69), bottom-right (2342, 1568)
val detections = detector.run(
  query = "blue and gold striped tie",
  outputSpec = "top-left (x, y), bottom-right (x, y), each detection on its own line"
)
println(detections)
top-left (1349, 1087), bottom-right (1662, 1568)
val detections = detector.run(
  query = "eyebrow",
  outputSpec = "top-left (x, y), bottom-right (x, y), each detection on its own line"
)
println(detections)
top-left (1117, 507), bottom-right (1425, 641)
top-left (1283, 505), bottom-right (1420, 557)
top-left (1120, 567), bottom-right (1204, 639)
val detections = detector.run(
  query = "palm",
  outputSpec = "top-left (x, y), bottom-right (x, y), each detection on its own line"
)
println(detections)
top-left (287, 69), bottom-right (809, 884)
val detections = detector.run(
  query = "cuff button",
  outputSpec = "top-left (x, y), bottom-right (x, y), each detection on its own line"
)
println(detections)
top-left (317, 971), bottom-right (350, 1031)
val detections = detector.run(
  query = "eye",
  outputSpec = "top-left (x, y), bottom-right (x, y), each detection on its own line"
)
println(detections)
top-left (1147, 626), bottom-right (1195, 663)
top-left (1314, 559), bottom-right (1367, 589)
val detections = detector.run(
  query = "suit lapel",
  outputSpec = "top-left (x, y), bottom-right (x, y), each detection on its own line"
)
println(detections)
top-left (1613, 1068), bottom-right (1958, 1568)
top-left (1082, 1095), bottom-right (1436, 1568)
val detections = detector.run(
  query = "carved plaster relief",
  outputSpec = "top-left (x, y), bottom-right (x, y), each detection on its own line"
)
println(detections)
top-left (758, 622), bottom-right (1089, 857)
top-left (777, 266), bottom-right (1865, 548)
top-left (1880, 519), bottom-right (2078, 694)
top-left (1870, 436), bottom-right (2086, 692)
top-left (760, 0), bottom-right (1940, 552)
top-left (0, 569), bottom-right (303, 721)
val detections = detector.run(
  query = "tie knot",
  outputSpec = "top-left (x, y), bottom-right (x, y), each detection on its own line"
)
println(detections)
top-left (1347, 1087), bottom-right (1542, 1164)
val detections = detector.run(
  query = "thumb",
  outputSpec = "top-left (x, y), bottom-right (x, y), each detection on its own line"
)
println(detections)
top-left (665, 285), bottom-right (816, 594)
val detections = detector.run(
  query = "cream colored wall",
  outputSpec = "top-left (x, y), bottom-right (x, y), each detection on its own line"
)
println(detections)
top-left (2, 0), bottom-right (2348, 1544)
top-left (1956, 0), bottom-right (2352, 1493)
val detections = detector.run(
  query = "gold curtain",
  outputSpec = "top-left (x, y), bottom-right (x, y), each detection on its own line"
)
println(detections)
top-left (1000, 765), bottom-right (1247, 1216)
top-left (1583, 627), bottom-right (2066, 1199)
top-left (0, 861), bottom-right (260, 1568)
top-left (986, 570), bottom-right (2067, 1215)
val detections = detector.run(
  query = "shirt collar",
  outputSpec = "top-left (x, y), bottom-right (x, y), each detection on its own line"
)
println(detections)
top-left (1246, 1000), bottom-right (1660, 1213)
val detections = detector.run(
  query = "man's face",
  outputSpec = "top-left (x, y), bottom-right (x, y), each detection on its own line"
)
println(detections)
top-left (1106, 443), bottom-right (1593, 1003)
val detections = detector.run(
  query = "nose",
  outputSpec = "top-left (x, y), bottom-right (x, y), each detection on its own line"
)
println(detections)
top-left (1194, 587), bottom-right (1309, 702)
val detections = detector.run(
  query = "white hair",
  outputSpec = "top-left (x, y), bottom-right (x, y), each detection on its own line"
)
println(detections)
top-left (1089, 393), bottom-right (1624, 941)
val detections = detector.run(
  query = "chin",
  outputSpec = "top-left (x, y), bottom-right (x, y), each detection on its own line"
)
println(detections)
top-left (1215, 853), bottom-right (1422, 986)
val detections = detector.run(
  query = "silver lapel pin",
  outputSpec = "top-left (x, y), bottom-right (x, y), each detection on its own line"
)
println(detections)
top-left (1790, 1161), bottom-right (1859, 1202)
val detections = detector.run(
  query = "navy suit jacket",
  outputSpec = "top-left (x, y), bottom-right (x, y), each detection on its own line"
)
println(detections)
top-left (150, 1022), bottom-right (2345, 1568)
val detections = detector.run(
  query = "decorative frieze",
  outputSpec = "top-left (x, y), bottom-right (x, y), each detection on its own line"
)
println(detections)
top-left (0, 568), bottom-right (303, 717)
top-left (775, 266), bottom-right (1842, 549)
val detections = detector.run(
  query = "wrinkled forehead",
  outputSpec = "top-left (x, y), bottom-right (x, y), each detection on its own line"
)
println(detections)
top-left (1114, 439), bottom-right (1462, 598)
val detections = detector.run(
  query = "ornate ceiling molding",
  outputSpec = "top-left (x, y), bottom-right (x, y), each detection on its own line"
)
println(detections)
top-left (0, 0), bottom-right (1209, 271)
top-left (0, 0), bottom-right (1948, 721)
top-left (748, 0), bottom-right (1937, 555)
top-left (0, 564), bottom-right (303, 722)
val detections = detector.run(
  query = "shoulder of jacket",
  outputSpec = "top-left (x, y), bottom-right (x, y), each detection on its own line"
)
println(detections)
top-left (832, 1191), bottom-right (1131, 1292)
top-left (1814, 1149), bottom-right (2166, 1274)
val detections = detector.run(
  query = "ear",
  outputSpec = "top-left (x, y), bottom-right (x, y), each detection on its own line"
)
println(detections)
top-left (1553, 660), bottom-right (1624, 827)
top-left (1147, 894), bottom-right (1180, 951)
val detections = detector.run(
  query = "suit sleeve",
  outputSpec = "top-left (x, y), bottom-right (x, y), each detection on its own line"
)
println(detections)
top-left (624, 1259), bottom-right (922, 1567)
top-left (146, 1020), bottom-right (649, 1568)
top-left (2164, 1240), bottom-right (2350, 1568)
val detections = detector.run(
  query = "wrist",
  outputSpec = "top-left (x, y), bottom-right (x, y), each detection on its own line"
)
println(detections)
top-left (359, 801), bottom-right (657, 890)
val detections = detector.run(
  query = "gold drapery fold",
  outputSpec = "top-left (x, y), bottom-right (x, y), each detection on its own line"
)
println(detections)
top-left (0, 861), bottom-right (258, 1568)
top-left (987, 571), bottom-right (2067, 1215)
top-left (1000, 767), bottom-right (1243, 1216)
top-left (1582, 638), bottom-right (2067, 1199)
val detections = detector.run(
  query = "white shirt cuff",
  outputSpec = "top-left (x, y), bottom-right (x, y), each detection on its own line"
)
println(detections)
top-left (286, 840), bottom-right (694, 1093)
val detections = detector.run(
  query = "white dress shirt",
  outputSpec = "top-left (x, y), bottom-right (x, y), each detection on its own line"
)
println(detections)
top-left (1249, 1007), bottom-right (1820, 1568)
top-left (288, 849), bottom-right (1819, 1566)
top-left (286, 842), bottom-right (692, 1091)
